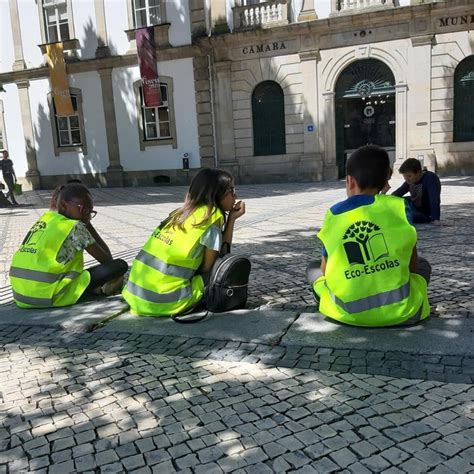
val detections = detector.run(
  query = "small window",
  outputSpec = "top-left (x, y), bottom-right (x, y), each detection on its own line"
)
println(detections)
top-left (140, 85), bottom-right (171, 140)
top-left (48, 88), bottom-right (87, 156)
top-left (454, 55), bottom-right (474, 143)
top-left (43, 0), bottom-right (70, 42)
top-left (133, 0), bottom-right (162, 28)
top-left (134, 77), bottom-right (177, 150)
top-left (54, 96), bottom-right (82, 147)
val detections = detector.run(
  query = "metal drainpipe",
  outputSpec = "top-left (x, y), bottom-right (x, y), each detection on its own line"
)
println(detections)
top-left (207, 53), bottom-right (218, 168)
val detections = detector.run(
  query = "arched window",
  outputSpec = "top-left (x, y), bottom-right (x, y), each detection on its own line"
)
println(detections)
top-left (252, 81), bottom-right (286, 156)
top-left (454, 55), bottom-right (474, 142)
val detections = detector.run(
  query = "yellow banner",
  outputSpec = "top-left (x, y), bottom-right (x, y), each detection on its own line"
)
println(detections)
top-left (46, 43), bottom-right (74, 117)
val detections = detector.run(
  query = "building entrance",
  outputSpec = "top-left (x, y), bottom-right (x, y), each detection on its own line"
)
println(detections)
top-left (335, 59), bottom-right (396, 178)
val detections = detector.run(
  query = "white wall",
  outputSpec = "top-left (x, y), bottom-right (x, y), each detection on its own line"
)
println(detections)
top-left (72, 0), bottom-right (98, 60)
top-left (2, 85), bottom-right (29, 178)
top-left (17, 0), bottom-right (44, 69)
top-left (0, 0), bottom-right (14, 73)
top-left (30, 73), bottom-right (110, 176)
top-left (113, 57), bottom-right (200, 171)
top-left (168, 0), bottom-right (192, 46)
top-left (104, 0), bottom-right (130, 56)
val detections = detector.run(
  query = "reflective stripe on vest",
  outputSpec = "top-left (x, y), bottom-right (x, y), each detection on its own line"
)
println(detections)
top-left (126, 280), bottom-right (193, 304)
top-left (135, 249), bottom-right (195, 279)
top-left (328, 281), bottom-right (410, 314)
top-left (10, 267), bottom-right (81, 284)
top-left (12, 290), bottom-right (53, 307)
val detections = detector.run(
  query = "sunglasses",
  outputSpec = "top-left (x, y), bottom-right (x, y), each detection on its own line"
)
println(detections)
top-left (67, 201), bottom-right (97, 219)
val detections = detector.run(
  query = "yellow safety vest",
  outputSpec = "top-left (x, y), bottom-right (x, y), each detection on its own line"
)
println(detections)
top-left (122, 205), bottom-right (224, 316)
top-left (314, 195), bottom-right (430, 326)
top-left (10, 211), bottom-right (91, 308)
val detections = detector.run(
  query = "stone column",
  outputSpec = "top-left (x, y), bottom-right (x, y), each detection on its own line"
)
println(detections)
top-left (94, 0), bottom-right (111, 58)
top-left (298, 0), bottom-right (318, 22)
top-left (212, 61), bottom-right (237, 170)
top-left (299, 50), bottom-right (323, 180)
top-left (98, 69), bottom-right (124, 187)
top-left (322, 91), bottom-right (338, 180)
top-left (407, 35), bottom-right (434, 167)
top-left (9, 0), bottom-right (26, 71)
top-left (17, 81), bottom-right (41, 189)
top-left (210, 0), bottom-right (229, 34)
top-left (189, 0), bottom-right (207, 38)
top-left (194, 56), bottom-right (215, 169)
top-left (395, 83), bottom-right (408, 164)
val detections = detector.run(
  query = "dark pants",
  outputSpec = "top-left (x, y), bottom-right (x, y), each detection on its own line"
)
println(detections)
top-left (85, 259), bottom-right (128, 293)
top-left (3, 174), bottom-right (18, 205)
top-left (0, 191), bottom-right (12, 208)
top-left (404, 197), bottom-right (431, 223)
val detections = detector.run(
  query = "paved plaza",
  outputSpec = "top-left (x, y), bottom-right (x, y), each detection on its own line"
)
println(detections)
top-left (0, 177), bottom-right (473, 472)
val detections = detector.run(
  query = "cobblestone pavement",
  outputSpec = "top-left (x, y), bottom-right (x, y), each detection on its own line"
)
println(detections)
top-left (1, 326), bottom-right (473, 473)
top-left (0, 177), bottom-right (473, 472)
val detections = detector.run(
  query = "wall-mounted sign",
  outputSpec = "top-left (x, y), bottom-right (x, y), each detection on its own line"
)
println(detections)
top-left (438, 15), bottom-right (473, 28)
top-left (242, 42), bottom-right (287, 56)
top-left (307, 125), bottom-right (314, 132)
top-left (363, 105), bottom-right (375, 118)
top-left (231, 39), bottom-right (298, 60)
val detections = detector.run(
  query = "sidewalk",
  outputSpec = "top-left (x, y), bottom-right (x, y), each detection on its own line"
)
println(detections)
top-left (0, 177), bottom-right (473, 472)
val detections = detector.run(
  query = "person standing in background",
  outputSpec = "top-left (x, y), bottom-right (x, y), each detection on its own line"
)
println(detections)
top-left (1, 150), bottom-right (19, 206)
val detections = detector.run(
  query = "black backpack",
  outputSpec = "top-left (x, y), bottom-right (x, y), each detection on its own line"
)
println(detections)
top-left (172, 254), bottom-right (251, 323)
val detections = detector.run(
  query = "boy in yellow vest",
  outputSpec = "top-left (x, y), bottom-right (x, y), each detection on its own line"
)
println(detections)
top-left (306, 145), bottom-right (431, 327)
top-left (10, 183), bottom-right (128, 308)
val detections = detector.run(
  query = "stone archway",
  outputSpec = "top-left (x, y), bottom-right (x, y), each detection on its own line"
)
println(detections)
top-left (334, 58), bottom-right (396, 177)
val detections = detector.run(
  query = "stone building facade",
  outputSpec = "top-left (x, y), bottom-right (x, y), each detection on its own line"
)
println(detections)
top-left (0, 0), bottom-right (472, 190)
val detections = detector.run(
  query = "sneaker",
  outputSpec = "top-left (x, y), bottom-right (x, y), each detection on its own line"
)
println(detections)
top-left (101, 276), bottom-right (125, 296)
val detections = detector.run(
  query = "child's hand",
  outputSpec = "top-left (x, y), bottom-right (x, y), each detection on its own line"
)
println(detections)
top-left (229, 200), bottom-right (245, 221)
top-left (380, 182), bottom-right (391, 194)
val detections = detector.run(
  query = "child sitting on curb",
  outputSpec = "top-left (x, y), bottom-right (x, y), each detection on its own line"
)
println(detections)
top-left (10, 183), bottom-right (127, 308)
top-left (392, 158), bottom-right (441, 224)
top-left (306, 145), bottom-right (431, 327)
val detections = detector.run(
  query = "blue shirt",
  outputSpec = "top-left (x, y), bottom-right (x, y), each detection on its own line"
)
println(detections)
top-left (321, 195), bottom-right (412, 257)
top-left (392, 171), bottom-right (441, 221)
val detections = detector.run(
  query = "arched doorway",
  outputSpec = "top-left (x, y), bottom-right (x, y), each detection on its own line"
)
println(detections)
top-left (335, 59), bottom-right (396, 178)
top-left (252, 81), bottom-right (286, 156)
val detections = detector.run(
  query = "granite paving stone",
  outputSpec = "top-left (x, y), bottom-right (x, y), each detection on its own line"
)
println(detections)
top-left (0, 181), bottom-right (473, 472)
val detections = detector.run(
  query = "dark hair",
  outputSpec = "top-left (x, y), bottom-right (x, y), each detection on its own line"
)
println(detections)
top-left (58, 183), bottom-right (91, 203)
top-left (346, 145), bottom-right (390, 191)
top-left (398, 158), bottom-right (422, 174)
top-left (66, 178), bottom-right (83, 184)
top-left (167, 168), bottom-right (233, 230)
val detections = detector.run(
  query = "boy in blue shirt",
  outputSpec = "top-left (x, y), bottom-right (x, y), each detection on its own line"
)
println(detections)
top-left (392, 158), bottom-right (441, 224)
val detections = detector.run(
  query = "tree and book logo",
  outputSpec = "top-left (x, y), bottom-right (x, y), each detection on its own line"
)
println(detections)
top-left (22, 221), bottom-right (47, 247)
top-left (342, 221), bottom-right (389, 265)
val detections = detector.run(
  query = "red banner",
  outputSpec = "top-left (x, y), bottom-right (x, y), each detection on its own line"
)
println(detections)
top-left (136, 27), bottom-right (162, 107)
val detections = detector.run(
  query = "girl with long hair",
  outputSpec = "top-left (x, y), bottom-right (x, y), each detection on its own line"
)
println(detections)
top-left (123, 168), bottom-right (246, 316)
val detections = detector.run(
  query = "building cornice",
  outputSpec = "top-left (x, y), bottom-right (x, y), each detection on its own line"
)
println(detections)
top-left (0, 44), bottom-right (204, 85)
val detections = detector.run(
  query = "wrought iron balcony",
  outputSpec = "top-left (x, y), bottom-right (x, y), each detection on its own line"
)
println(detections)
top-left (335, 0), bottom-right (396, 14)
top-left (233, 0), bottom-right (290, 31)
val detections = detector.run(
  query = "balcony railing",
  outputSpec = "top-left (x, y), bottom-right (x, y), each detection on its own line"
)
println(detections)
top-left (233, 0), bottom-right (290, 31)
top-left (336, 0), bottom-right (395, 13)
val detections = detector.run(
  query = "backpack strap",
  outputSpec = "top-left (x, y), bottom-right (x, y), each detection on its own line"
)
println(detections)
top-left (171, 311), bottom-right (209, 323)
